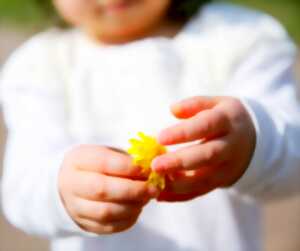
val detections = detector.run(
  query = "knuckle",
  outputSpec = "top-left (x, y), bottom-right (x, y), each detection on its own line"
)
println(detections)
top-left (204, 119), bottom-right (214, 134)
top-left (177, 126), bottom-right (189, 142)
top-left (64, 144), bottom-right (107, 167)
top-left (219, 141), bottom-right (230, 159)
top-left (171, 152), bottom-right (183, 170)
top-left (92, 176), bottom-right (107, 199)
top-left (204, 146), bottom-right (219, 163)
top-left (131, 184), bottom-right (148, 201)
top-left (217, 110), bottom-right (229, 126)
top-left (197, 113), bottom-right (214, 134)
top-left (95, 184), bottom-right (107, 199)
top-left (68, 201), bottom-right (82, 220)
top-left (98, 206), bottom-right (113, 222)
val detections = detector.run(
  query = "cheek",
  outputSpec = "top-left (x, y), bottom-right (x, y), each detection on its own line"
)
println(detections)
top-left (53, 0), bottom-right (93, 25)
top-left (143, 0), bottom-right (170, 18)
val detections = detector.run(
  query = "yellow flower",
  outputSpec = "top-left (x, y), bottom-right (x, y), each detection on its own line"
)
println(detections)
top-left (128, 132), bottom-right (166, 190)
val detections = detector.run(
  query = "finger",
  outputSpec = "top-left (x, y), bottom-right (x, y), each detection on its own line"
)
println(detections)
top-left (73, 145), bottom-right (146, 179)
top-left (158, 108), bottom-right (229, 145)
top-left (209, 165), bottom-right (240, 188)
top-left (158, 171), bottom-right (218, 200)
top-left (77, 216), bottom-right (138, 234)
top-left (157, 185), bottom-right (215, 202)
top-left (73, 172), bottom-right (160, 202)
top-left (171, 96), bottom-right (219, 119)
top-left (152, 138), bottom-right (230, 173)
top-left (165, 167), bottom-right (221, 194)
top-left (157, 191), bottom-right (200, 202)
top-left (73, 198), bottom-right (143, 223)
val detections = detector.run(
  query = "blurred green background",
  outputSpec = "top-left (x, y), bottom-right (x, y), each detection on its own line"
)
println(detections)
top-left (0, 0), bottom-right (300, 42)
top-left (231, 0), bottom-right (300, 43)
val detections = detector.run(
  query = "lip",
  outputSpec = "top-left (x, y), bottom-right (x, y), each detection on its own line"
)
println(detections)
top-left (100, 0), bottom-right (134, 14)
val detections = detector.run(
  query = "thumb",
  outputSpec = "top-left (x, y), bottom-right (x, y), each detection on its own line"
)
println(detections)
top-left (171, 96), bottom-right (220, 119)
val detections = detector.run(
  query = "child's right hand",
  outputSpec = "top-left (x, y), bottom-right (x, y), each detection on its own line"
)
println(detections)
top-left (58, 145), bottom-right (159, 234)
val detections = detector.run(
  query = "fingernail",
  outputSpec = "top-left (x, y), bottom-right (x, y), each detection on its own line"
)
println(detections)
top-left (152, 157), bottom-right (165, 172)
top-left (153, 155), bottom-right (176, 174)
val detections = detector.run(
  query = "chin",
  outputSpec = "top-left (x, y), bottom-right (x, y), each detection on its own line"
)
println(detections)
top-left (89, 12), bottom-right (167, 44)
top-left (93, 25), bottom-right (152, 44)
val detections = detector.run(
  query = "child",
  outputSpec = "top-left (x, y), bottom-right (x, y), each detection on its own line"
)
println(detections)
top-left (1, 0), bottom-right (300, 251)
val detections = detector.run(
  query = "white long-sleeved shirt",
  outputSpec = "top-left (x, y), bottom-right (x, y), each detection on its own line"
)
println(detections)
top-left (1, 3), bottom-right (300, 251)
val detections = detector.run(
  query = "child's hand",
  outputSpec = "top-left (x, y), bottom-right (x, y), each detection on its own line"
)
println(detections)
top-left (59, 145), bottom-right (159, 234)
top-left (152, 96), bottom-right (256, 202)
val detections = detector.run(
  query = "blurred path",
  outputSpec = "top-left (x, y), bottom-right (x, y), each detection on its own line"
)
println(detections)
top-left (265, 197), bottom-right (300, 251)
top-left (0, 27), bottom-right (49, 251)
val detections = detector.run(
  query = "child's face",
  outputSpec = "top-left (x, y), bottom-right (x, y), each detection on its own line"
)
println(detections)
top-left (53, 0), bottom-right (171, 43)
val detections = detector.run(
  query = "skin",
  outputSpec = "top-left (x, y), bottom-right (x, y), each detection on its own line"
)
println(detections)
top-left (56, 0), bottom-right (257, 234)
top-left (56, 0), bottom-right (178, 235)
top-left (152, 96), bottom-right (256, 202)
top-left (59, 145), bottom-right (160, 234)
top-left (52, 0), bottom-right (179, 44)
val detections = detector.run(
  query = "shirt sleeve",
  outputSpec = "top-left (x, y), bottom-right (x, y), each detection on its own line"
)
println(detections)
top-left (225, 16), bottom-right (300, 201)
top-left (0, 33), bottom-right (96, 237)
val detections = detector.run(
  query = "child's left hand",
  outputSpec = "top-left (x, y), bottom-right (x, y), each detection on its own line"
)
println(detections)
top-left (152, 96), bottom-right (256, 202)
